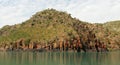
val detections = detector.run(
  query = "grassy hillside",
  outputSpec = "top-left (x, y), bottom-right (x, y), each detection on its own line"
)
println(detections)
top-left (103, 20), bottom-right (120, 33)
top-left (0, 9), bottom-right (120, 51)
top-left (103, 21), bottom-right (120, 50)
top-left (0, 9), bottom-right (79, 44)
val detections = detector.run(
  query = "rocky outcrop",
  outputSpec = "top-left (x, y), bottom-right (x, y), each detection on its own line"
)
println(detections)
top-left (0, 9), bottom-right (120, 52)
top-left (0, 37), bottom-right (113, 52)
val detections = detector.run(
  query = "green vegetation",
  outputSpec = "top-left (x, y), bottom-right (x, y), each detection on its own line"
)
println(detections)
top-left (0, 9), bottom-right (120, 51)
top-left (104, 20), bottom-right (120, 33)
top-left (0, 9), bottom-right (79, 44)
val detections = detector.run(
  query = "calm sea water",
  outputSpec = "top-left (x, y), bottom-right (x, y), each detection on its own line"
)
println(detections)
top-left (0, 51), bottom-right (120, 65)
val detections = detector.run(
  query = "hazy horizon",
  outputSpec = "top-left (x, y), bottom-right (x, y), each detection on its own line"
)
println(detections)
top-left (0, 0), bottom-right (120, 28)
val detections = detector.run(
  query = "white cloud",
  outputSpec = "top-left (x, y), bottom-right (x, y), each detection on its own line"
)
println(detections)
top-left (0, 0), bottom-right (120, 28)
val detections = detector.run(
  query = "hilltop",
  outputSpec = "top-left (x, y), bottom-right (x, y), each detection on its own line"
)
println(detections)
top-left (0, 9), bottom-right (79, 44)
top-left (104, 20), bottom-right (120, 33)
top-left (0, 9), bottom-right (120, 52)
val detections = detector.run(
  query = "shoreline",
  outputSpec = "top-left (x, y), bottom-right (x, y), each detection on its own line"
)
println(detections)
top-left (0, 47), bottom-right (118, 52)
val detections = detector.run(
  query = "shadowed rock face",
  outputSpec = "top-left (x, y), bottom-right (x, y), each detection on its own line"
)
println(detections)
top-left (0, 9), bottom-right (120, 52)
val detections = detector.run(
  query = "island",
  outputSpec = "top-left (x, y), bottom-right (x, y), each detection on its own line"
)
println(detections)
top-left (0, 9), bottom-right (120, 52)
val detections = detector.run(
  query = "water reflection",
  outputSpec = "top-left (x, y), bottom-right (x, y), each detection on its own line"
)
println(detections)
top-left (0, 51), bottom-right (120, 65)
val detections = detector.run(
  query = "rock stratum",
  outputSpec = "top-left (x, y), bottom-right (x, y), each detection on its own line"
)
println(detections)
top-left (0, 9), bottom-right (120, 52)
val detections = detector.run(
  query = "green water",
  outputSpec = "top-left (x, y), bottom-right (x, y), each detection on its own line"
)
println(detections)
top-left (0, 51), bottom-right (120, 65)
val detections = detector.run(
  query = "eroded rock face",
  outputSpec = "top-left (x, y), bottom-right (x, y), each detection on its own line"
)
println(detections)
top-left (53, 42), bottom-right (58, 49)
top-left (29, 42), bottom-right (33, 49)
top-left (59, 41), bottom-right (63, 51)
top-left (0, 37), bottom-right (118, 52)
top-left (36, 44), bottom-right (42, 49)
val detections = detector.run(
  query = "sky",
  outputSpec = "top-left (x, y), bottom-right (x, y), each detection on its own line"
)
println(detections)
top-left (0, 0), bottom-right (120, 28)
